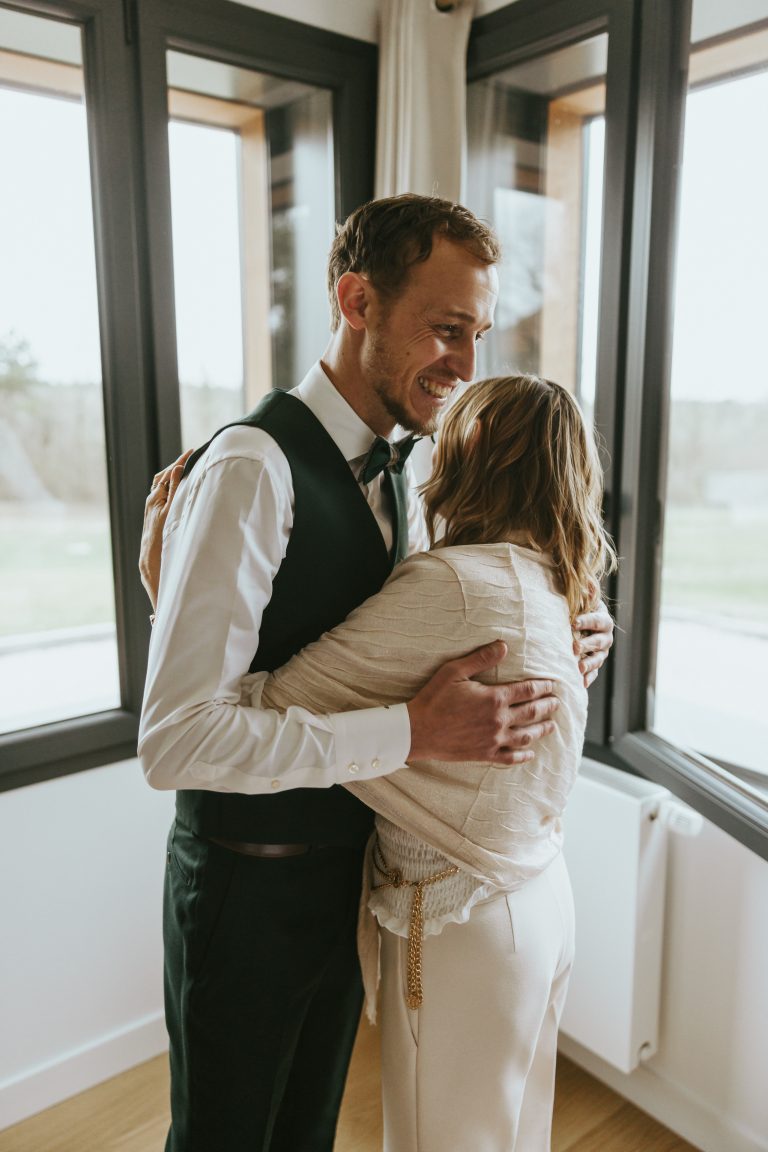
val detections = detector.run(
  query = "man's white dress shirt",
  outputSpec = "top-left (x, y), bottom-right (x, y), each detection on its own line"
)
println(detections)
top-left (138, 363), bottom-right (426, 794)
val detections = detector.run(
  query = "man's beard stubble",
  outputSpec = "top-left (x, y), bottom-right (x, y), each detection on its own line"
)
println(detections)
top-left (367, 332), bottom-right (440, 437)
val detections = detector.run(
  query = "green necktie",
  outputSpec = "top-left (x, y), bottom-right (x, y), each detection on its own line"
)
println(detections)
top-left (385, 467), bottom-right (410, 564)
top-left (358, 434), bottom-right (419, 484)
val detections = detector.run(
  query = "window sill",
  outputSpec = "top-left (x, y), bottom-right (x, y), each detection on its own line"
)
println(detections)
top-left (0, 710), bottom-right (138, 793)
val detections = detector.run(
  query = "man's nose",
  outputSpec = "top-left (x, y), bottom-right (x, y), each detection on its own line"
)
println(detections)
top-left (446, 335), bottom-right (477, 383)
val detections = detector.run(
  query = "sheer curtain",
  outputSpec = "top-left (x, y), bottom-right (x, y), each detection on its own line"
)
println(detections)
top-left (375, 0), bottom-right (474, 201)
top-left (465, 76), bottom-right (510, 375)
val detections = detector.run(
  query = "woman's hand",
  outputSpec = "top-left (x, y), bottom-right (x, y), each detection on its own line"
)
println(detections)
top-left (139, 449), bottom-right (192, 611)
top-left (572, 599), bottom-right (615, 687)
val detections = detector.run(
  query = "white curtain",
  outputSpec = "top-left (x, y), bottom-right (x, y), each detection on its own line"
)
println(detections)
top-left (375, 0), bottom-right (474, 202)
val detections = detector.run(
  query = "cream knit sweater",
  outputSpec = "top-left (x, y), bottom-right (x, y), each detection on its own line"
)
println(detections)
top-left (254, 541), bottom-right (587, 1012)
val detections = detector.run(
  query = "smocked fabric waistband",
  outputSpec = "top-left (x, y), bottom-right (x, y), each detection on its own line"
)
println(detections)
top-left (372, 837), bottom-right (459, 1009)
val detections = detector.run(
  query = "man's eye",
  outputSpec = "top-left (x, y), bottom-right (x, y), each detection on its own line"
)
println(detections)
top-left (475, 331), bottom-right (486, 343)
top-left (438, 324), bottom-right (460, 338)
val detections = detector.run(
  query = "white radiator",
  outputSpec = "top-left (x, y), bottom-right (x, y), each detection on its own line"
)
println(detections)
top-left (559, 758), bottom-right (701, 1074)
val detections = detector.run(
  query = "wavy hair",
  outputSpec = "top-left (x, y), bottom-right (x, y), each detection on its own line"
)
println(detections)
top-left (422, 375), bottom-right (617, 617)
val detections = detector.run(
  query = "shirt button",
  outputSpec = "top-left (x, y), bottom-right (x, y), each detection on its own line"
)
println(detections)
top-left (371, 758), bottom-right (381, 770)
top-left (347, 762), bottom-right (360, 775)
top-left (271, 779), bottom-right (280, 789)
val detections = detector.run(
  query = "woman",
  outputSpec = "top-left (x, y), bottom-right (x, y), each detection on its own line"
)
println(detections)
top-left (236, 373), bottom-right (616, 1152)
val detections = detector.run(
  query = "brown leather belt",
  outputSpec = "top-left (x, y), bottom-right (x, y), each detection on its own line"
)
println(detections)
top-left (208, 838), bottom-right (320, 858)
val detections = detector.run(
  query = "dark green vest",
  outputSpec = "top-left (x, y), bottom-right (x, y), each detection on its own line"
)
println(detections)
top-left (175, 389), bottom-right (404, 846)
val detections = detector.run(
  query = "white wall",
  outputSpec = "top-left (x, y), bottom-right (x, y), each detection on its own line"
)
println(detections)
top-left (560, 816), bottom-right (768, 1152)
top-left (475, 0), bottom-right (521, 14)
top-left (0, 762), bottom-right (174, 1129)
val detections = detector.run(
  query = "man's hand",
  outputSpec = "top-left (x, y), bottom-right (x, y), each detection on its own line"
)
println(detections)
top-left (407, 641), bottom-right (558, 765)
top-left (572, 598), bottom-right (614, 687)
top-left (139, 450), bottom-right (192, 611)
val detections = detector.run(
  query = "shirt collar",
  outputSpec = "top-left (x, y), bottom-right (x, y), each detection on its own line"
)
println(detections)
top-left (291, 361), bottom-right (390, 464)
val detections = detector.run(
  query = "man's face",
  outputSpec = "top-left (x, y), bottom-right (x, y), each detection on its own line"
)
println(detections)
top-left (360, 237), bottom-right (498, 436)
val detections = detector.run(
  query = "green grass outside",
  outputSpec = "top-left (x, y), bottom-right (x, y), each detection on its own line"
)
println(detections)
top-left (660, 505), bottom-right (768, 623)
top-left (1, 501), bottom-right (766, 637)
top-left (0, 504), bottom-right (116, 635)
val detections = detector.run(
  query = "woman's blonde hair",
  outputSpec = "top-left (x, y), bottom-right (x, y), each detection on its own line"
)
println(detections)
top-left (422, 374), bottom-right (617, 617)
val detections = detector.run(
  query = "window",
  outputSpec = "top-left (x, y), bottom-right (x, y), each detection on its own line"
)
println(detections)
top-left (0, 0), bottom-right (375, 791)
top-left (653, 23), bottom-right (768, 784)
top-left (165, 53), bottom-right (335, 448)
top-left (466, 34), bottom-right (607, 424)
top-left (469, 0), bottom-right (768, 859)
top-left (137, 1), bottom-right (375, 471)
top-left (0, 9), bottom-right (120, 735)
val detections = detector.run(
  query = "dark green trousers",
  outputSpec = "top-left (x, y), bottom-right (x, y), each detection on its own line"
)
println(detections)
top-left (163, 820), bottom-right (367, 1152)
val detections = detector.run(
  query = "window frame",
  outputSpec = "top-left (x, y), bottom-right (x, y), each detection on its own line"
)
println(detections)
top-left (469, 0), bottom-right (768, 862)
top-left (0, 0), bottom-right (376, 792)
top-left (611, 0), bottom-right (768, 860)
top-left (0, 0), bottom-right (152, 790)
top-left (468, 0), bottom-right (639, 749)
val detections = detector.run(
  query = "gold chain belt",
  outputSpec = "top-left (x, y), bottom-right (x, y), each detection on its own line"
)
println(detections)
top-left (372, 838), bottom-right (459, 1010)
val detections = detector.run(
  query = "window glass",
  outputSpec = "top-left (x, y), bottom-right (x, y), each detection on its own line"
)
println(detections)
top-left (166, 52), bottom-right (335, 449)
top-left (466, 33), bottom-right (607, 421)
top-left (653, 13), bottom-right (768, 779)
top-left (0, 9), bottom-right (119, 735)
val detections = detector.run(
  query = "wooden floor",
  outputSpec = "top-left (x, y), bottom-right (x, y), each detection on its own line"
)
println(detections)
top-left (0, 1024), bottom-right (697, 1152)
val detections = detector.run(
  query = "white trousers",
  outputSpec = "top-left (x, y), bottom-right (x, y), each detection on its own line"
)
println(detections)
top-left (379, 852), bottom-right (575, 1152)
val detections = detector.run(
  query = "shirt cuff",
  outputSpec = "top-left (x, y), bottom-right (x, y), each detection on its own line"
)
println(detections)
top-left (332, 703), bottom-right (411, 782)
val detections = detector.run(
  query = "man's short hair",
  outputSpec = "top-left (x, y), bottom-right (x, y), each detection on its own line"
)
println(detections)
top-left (327, 193), bottom-right (501, 330)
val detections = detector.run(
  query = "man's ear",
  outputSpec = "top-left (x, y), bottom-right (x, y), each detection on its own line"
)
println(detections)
top-left (336, 271), bottom-right (372, 331)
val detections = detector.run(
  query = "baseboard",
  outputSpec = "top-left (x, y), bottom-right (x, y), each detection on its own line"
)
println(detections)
top-left (558, 1035), bottom-right (768, 1152)
top-left (0, 1013), bottom-right (169, 1131)
top-left (6, 1019), bottom-right (762, 1146)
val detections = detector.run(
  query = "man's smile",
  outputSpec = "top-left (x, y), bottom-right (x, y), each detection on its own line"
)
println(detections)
top-left (418, 375), bottom-right (455, 400)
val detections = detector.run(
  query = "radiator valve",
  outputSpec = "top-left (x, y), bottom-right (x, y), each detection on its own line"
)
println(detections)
top-left (661, 801), bottom-right (703, 837)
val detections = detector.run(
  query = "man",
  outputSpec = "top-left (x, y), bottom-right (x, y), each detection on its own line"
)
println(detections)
top-left (139, 195), bottom-right (613, 1152)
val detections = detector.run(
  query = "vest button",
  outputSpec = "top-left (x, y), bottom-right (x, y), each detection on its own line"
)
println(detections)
top-left (271, 779), bottom-right (281, 789)
top-left (371, 758), bottom-right (381, 770)
top-left (347, 762), bottom-right (360, 775)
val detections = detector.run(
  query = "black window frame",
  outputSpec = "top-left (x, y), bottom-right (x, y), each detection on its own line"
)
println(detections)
top-left (0, 0), bottom-right (376, 792)
top-left (469, 0), bottom-right (768, 861)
